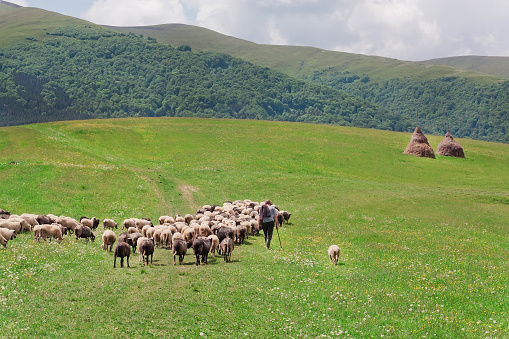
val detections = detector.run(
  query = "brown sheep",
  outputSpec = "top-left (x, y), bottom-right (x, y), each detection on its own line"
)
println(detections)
top-left (113, 242), bottom-right (131, 268)
top-left (139, 238), bottom-right (155, 266)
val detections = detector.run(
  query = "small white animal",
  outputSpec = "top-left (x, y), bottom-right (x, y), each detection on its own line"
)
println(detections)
top-left (328, 245), bottom-right (340, 265)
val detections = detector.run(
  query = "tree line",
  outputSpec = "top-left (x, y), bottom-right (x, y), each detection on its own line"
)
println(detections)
top-left (0, 26), bottom-right (410, 133)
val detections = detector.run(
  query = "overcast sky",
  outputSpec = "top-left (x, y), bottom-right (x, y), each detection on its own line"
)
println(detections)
top-left (9, 0), bottom-right (509, 61)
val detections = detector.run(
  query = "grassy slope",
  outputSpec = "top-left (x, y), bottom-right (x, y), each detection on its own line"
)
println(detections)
top-left (0, 4), bottom-right (97, 47)
top-left (111, 24), bottom-right (503, 84)
top-left (0, 118), bottom-right (508, 337)
top-left (426, 55), bottom-right (509, 80)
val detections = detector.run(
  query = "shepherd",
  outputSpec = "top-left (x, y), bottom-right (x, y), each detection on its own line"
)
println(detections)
top-left (258, 199), bottom-right (279, 250)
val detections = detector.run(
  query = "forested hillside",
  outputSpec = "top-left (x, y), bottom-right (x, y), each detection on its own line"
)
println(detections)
top-left (0, 25), bottom-right (408, 130)
top-left (304, 69), bottom-right (509, 143)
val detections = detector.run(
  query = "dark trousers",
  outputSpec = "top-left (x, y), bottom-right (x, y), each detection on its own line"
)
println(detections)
top-left (262, 221), bottom-right (274, 249)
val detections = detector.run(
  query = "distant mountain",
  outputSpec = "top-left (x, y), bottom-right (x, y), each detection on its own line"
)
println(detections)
top-left (111, 24), bottom-right (503, 84)
top-left (425, 56), bottom-right (509, 80)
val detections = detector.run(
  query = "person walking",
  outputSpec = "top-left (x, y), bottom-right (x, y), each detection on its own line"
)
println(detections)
top-left (259, 199), bottom-right (279, 250)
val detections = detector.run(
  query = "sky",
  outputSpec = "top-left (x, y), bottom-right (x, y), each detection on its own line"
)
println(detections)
top-left (8, 0), bottom-right (509, 61)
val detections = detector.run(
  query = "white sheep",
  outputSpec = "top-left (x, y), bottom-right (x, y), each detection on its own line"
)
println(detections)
top-left (0, 228), bottom-right (16, 241)
top-left (328, 245), bottom-right (340, 265)
top-left (38, 224), bottom-right (63, 241)
top-left (0, 233), bottom-right (8, 248)
top-left (207, 234), bottom-right (219, 257)
top-left (103, 219), bottom-right (118, 229)
top-left (101, 230), bottom-right (117, 252)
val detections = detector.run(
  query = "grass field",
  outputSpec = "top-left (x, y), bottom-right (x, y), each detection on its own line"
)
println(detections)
top-left (0, 117), bottom-right (508, 338)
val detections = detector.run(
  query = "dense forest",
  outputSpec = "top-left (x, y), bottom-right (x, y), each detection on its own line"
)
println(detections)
top-left (0, 26), bottom-right (410, 132)
top-left (304, 69), bottom-right (509, 143)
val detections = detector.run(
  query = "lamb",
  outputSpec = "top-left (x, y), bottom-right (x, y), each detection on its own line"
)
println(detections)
top-left (113, 242), bottom-right (131, 268)
top-left (75, 224), bottom-right (95, 242)
top-left (192, 236), bottom-right (211, 265)
top-left (136, 237), bottom-right (148, 263)
top-left (220, 237), bottom-right (234, 262)
top-left (103, 219), bottom-right (118, 229)
top-left (172, 238), bottom-right (187, 265)
top-left (129, 232), bottom-right (142, 253)
top-left (328, 245), bottom-right (340, 265)
top-left (207, 235), bottom-right (219, 257)
top-left (101, 230), bottom-right (117, 252)
top-left (0, 228), bottom-right (16, 241)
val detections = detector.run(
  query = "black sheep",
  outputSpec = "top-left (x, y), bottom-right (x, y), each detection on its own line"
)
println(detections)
top-left (192, 236), bottom-right (211, 266)
top-left (114, 242), bottom-right (131, 268)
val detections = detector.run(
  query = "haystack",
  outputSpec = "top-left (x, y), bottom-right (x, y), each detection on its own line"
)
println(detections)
top-left (403, 126), bottom-right (435, 158)
top-left (437, 132), bottom-right (465, 158)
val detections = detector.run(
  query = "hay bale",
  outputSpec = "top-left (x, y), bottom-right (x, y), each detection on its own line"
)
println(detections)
top-left (437, 132), bottom-right (465, 158)
top-left (403, 127), bottom-right (435, 158)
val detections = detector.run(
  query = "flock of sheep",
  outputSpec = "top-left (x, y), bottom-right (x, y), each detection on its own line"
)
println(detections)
top-left (0, 200), bottom-right (299, 267)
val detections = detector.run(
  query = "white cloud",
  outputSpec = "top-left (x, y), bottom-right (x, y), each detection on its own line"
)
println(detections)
top-left (78, 0), bottom-right (509, 60)
top-left (82, 0), bottom-right (187, 26)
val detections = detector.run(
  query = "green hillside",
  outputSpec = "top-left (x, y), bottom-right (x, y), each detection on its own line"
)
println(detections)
top-left (112, 24), bottom-right (503, 84)
top-left (1, 118), bottom-right (508, 337)
top-left (426, 55), bottom-right (509, 80)
top-left (0, 2), bottom-right (94, 47)
top-left (0, 25), bottom-right (404, 132)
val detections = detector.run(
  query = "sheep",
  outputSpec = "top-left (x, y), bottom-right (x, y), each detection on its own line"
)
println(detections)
top-left (141, 224), bottom-right (151, 237)
top-left (220, 237), bottom-right (234, 262)
top-left (0, 228), bottom-right (16, 241)
top-left (161, 228), bottom-right (173, 249)
top-left (0, 220), bottom-right (22, 234)
top-left (139, 238), bottom-right (155, 266)
top-left (38, 224), bottom-right (63, 241)
top-left (198, 224), bottom-right (212, 237)
top-left (136, 218), bottom-right (153, 230)
top-left (207, 234), bottom-right (219, 257)
top-left (129, 232), bottom-right (142, 253)
top-left (153, 228), bottom-right (163, 248)
top-left (80, 217), bottom-right (100, 230)
top-left (101, 230), bottom-right (117, 252)
top-left (0, 233), bottom-right (8, 248)
top-left (184, 214), bottom-right (194, 224)
top-left (172, 238), bottom-right (187, 265)
top-left (158, 215), bottom-right (170, 225)
top-left (56, 216), bottom-right (79, 234)
top-left (280, 211), bottom-right (292, 224)
top-left (20, 213), bottom-right (39, 229)
top-left (328, 245), bottom-right (340, 265)
top-left (183, 228), bottom-right (195, 243)
top-left (192, 236), bottom-right (211, 265)
top-left (234, 224), bottom-right (247, 245)
top-left (127, 227), bottom-right (139, 234)
top-left (103, 219), bottom-right (118, 229)
top-left (36, 215), bottom-right (53, 225)
top-left (122, 218), bottom-right (136, 230)
top-left (136, 237), bottom-right (148, 263)
top-left (113, 242), bottom-right (131, 268)
top-left (216, 226), bottom-right (234, 244)
top-left (117, 232), bottom-right (130, 244)
top-left (175, 215), bottom-right (185, 223)
top-left (146, 227), bottom-right (156, 239)
top-left (75, 224), bottom-right (95, 242)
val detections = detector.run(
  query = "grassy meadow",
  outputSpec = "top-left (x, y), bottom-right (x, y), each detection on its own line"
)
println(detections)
top-left (0, 117), bottom-right (508, 338)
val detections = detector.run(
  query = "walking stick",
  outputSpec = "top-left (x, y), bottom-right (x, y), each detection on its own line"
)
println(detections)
top-left (276, 225), bottom-right (282, 249)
